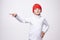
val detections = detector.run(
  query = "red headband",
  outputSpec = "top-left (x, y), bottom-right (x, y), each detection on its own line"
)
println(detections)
top-left (32, 4), bottom-right (42, 13)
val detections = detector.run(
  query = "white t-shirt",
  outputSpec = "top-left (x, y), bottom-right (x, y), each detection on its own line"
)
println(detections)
top-left (15, 14), bottom-right (49, 40)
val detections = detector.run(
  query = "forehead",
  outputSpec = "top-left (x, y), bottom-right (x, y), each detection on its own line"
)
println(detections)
top-left (34, 8), bottom-right (40, 10)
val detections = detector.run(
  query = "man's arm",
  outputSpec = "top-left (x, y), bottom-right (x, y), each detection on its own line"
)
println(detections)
top-left (10, 13), bottom-right (30, 23)
top-left (41, 19), bottom-right (49, 38)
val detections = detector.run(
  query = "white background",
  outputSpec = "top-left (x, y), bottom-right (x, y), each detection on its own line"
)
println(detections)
top-left (0, 0), bottom-right (60, 40)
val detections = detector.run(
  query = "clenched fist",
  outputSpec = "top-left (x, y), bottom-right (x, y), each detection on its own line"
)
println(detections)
top-left (10, 13), bottom-right (17, 17)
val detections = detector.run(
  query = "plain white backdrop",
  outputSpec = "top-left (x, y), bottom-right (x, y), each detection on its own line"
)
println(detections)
top-left (0, 0), bottom-right (60, 40)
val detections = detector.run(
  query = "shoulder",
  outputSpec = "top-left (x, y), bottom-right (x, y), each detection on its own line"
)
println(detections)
top-left (40, 16), bottom-right (46, 20)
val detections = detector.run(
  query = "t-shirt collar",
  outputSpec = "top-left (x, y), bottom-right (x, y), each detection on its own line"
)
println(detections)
top-left (32, 13), bottom-right (41, 18)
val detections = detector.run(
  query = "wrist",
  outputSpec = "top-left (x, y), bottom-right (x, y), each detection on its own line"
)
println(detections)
top-left (15, 14), bottom-right (17, 17)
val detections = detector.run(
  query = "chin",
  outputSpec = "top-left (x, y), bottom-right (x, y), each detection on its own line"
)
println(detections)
top-left (36, 14), bottom-right (40, 15)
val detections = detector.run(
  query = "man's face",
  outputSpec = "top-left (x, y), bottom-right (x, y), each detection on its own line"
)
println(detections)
top-left (34, 8), bottom-right (41, 15)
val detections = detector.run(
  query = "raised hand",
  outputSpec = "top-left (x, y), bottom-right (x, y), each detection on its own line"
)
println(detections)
top-left (10, 13), bottom-right (17, 17)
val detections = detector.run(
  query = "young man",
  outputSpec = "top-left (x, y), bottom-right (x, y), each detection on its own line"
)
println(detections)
top-left (10, 3), bottom-right (49, 40)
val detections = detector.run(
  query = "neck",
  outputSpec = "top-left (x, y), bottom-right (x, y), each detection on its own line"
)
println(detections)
top-left (32, 13), bottom-right (41, 17)
top-left (34, 14), bottom-right (40, 16)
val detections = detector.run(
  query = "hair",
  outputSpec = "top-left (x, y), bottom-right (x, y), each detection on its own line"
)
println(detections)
top-left (32, 3), bottom-right (42, 13)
